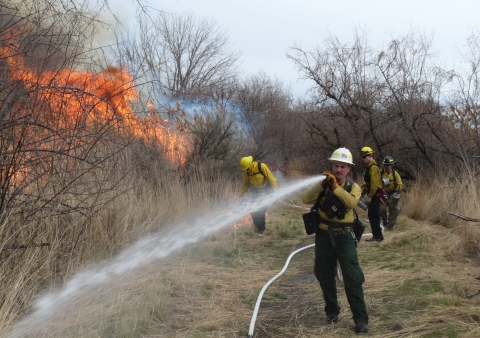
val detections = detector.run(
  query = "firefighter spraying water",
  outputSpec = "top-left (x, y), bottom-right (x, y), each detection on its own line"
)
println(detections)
top-left (302, 147), bottom-right (369, 334)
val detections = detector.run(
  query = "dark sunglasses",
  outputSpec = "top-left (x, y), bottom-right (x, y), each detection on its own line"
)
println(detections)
top-left (384, 164), bottom-right (392, 166)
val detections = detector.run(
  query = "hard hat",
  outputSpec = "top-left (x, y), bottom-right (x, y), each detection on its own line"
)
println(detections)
top-left (240, 156), bottom-right (253, 170)
top-left (360, 146), bottom-right (374, 158)
top-left (328, 147), bottom-right (354, 165)
top-left (383, 156), bottom-right (395, 165)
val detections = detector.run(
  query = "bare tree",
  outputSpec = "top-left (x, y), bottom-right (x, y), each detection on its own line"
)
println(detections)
top-left (174, 104), bottom-right (237, 179)
top-left (442, 30), bottom-right (480, 167)
top-left (233, 73), bottom-right (295, 165)
top-left (0, 0), bottom-right (163, 293)
top-left (158, 12), bottom-right (240, 98)
top-left (288, 30), bottom-right (455, 176)
top-left (114, 11), bottom-right (241, 102)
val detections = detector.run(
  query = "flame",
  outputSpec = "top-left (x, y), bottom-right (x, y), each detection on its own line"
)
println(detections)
top-left (233, 214), bottom-right (252, 230)
top-left (229, 194), bottom-right (254, 230)
top-left (0, 27), bottom-right (189, 169)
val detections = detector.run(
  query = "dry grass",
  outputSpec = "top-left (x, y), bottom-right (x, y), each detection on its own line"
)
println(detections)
top-left (3, 168), bottom-right (480, 337)
top-left (0, 169), bottom-right (238, 337)
top-left (6, 199), bottom-right (480, 338)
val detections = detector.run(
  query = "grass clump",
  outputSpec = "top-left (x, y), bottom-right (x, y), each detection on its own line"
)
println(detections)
top-left (5, 167), bottom-right (480, 337)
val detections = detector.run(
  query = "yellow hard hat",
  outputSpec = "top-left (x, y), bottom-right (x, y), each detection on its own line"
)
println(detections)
top-left (360, 146), bottom-right (374, 158)
top-left (240, 156), bottom-right (253, 170)
top-left (328, 147), bottom-right (354, 165)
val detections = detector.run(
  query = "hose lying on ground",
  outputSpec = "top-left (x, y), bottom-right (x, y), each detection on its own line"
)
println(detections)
top-left (247, 243), bottom-right (315, 338)
top-left (247, 216), bottom-right (375, 337)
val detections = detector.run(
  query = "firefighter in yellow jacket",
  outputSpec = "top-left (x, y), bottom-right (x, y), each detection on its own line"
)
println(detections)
top-left (239, 156), bottom-right (278, 234)
top-left (301, 147), bottom-right (369, 334)
top-left (361, 146), bottom-right (386, 242)
top-left (380, 156), bottom-right (403, 230)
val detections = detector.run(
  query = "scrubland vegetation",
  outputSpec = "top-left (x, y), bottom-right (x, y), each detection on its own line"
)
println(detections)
top-left (1, 0), bottom-right (480, 337)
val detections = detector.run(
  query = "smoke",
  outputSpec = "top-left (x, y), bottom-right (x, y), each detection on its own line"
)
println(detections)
top-left (7, 175), bottom-right (323, 337)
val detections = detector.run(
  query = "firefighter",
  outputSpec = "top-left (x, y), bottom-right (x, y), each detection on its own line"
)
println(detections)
top-left (380, 156), bottom-right (403, 230)
top-left (302, 147), bottom-right (369, 334)
top-left (361, 146), bottom-right (387, 242)
top-left (239, 156), bottom-right (278, 234)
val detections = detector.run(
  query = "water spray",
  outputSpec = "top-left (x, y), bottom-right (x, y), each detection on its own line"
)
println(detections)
top-left (7, 175), bottom-right (323, 338)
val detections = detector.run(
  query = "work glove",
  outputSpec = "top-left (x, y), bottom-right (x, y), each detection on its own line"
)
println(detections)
top-left (322, 171), bottom-right (339, 190)
top-left (375, 188), bottom-right (388, 205)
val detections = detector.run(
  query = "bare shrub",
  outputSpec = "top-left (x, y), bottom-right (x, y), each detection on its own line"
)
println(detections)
top-left (114, 11), bottom-right (241, 101)
top-left (288, 29), bottom-right (458, 177)
top-left (178, 105), bottom-right (236, 175)
top-left (0, 1), bottom-right (174, 327)
top-left (233, 72), bottom-right (306, 171)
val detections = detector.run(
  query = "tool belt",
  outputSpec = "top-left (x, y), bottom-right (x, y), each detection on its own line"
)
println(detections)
top-left (318, 227), bottom-right (353, 234)
top-left (318, 217), bottom-right (354, 247)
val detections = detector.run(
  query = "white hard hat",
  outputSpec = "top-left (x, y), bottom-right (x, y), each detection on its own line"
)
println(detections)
top-left (328, 147), bottom-right (354, 166)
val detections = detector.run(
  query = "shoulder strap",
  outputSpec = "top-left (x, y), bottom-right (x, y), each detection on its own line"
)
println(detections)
top-left (353, 208), bottom-right (360, 220)
top-left (248, 161), bottom-right (264, 176)
top-left (257, 162), bottom-right (264, 176)
top-left (316, 179), bottom-right (356, 247)
top-left (344, 179), bottom-right (354, 193)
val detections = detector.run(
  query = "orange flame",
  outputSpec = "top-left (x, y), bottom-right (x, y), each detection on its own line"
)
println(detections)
top-left (1, 27), bottom-right (189, 168)
top-left (233, 214), bottom-right (252, 230)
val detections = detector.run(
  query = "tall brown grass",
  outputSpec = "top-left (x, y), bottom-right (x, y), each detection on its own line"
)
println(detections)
top-left (2, 159), bottom-right (480, 336)
top-left (402, 162), bottom-right (480, 259)
top-left (0, 159), bottom-right (239, 336)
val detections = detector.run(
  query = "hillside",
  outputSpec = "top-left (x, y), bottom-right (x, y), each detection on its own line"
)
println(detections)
top-left (25, 200), bottom-right (480, 338)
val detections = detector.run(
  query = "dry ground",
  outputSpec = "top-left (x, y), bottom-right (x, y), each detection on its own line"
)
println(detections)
top-left (152, 203), bottom-right (480, 338)
top-left (12, 201), bottom-right (480, 338)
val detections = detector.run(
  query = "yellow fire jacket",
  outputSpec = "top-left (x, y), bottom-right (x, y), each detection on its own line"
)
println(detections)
top-left (302, 180), bottom-right (362, 227)
top-left (366, 160), bottom-right (383, 197)
top-left (240, 161), bottom-right (278, 196)
top-left (381, 169), bottom-right (403, 193)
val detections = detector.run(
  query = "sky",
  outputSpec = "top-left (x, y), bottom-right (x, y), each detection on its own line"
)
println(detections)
top-left (108, 0), bottom-right (480, 98)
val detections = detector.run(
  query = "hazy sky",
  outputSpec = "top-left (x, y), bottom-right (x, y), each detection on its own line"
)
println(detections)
top-left (111, 0), bottom-right (480, 97)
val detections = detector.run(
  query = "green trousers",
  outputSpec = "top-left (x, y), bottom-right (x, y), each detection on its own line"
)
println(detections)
top-left (314, 230), bottom-right (369, 324)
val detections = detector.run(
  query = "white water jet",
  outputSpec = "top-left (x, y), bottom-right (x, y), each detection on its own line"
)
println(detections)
top-left (7, 175), bottom-right (323, 337)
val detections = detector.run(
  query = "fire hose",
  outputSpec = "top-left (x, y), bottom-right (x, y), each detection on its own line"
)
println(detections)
top-left (247, 226), bottom-right (374, 337)
top-left (248, 199), bottom-right (375, 337)
top-left (247, 243), bottom-right (315, 338)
